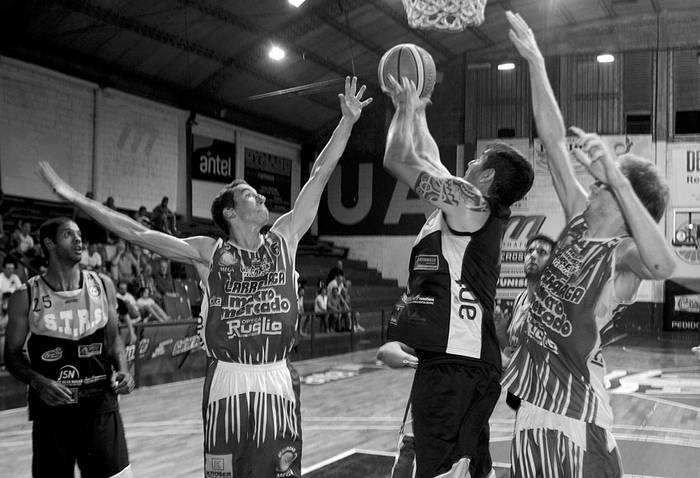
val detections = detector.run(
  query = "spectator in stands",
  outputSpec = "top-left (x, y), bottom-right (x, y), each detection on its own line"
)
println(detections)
top-left (135, 287), bottom-right (170, 322)
top-left (115, 281), bottom-right (139, 345)
top-left (80, 241), bottom-right (103, 271)
top-left (152, 196), bottom-right (177, 235)
top-left (1, 257), bottom-right (21, 291)
top-left (153, 258), bottom-right (176, 304)
top-left (0, 256), bottom-right (23, 366)
top-left (101, 196), bottom-right (119, 243)
top-left (326, 259), bottom-right (344, 288)
top-left (111, 240), bottom-right (140, 291)
top-left (314, 286), bottom-right (329, 333)
top-left (342, 280), bottom-right (364, 332)
top-left (326, 279), bottom-right (343, 332)
top-left (27, 243), bottom-right (47, 277)
top-left (135, 206), bottom-right (152, 228)
top-left (12, 220), bottom-right (34, 255)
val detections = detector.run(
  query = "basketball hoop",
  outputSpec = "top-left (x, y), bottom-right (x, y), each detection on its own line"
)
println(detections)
top-left (402, 0), bottom-right (487, 31)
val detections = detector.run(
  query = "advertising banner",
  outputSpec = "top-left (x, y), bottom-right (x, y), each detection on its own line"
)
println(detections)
top-left (667, 293), bottom-right (700, 331)
top-left (244, 147), bottom-right (292, 213)
top-left (191, 134), bottom-right (236, 183)
top-left (121, 321), bottom-right (206, 386)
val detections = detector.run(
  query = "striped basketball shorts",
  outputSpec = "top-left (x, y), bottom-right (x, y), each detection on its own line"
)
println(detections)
top-left (202, 358), bottom-right (302, 478)
top-left (510, 401), bottom-right (622, 478)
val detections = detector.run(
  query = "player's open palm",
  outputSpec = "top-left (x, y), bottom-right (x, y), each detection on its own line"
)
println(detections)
top-left (339, 76), bottom-right (372, 123)
top-left (570, 126), bottom-right (625, 187)
top-left (506, 11), bottom-right (543, 64)
top-left (38, 161), bottom-right (79, 203)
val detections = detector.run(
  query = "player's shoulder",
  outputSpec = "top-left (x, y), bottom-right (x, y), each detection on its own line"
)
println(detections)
top-left (183, 235), bottom-right (220, 258)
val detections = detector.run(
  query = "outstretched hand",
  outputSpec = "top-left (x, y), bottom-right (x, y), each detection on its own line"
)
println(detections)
top-left (37, 161), bottom-right (80, 203)
top-left (570, 126), bottom-right (625, 188)
top-left (339, 76), bottom-right (373, 123)
top-left (506, 11), bottom-right (543, 64)
top-left (383, 74), bottom-right (429, 114)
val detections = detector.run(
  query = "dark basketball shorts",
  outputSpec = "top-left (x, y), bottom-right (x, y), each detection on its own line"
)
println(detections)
top-left (511, 401), bottom-right (623, 478)
top-left (32, 409), bottom-right (130, 478)
top-left (410, 358), bottom-right (501, 478)
top-left (202, 359), bottom-right (303, 478)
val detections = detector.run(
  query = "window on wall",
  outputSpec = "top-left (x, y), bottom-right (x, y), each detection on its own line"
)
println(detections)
top-left (568, 54), bottom-right (623, 134)
top-left (623, 52), bottom-right (653, 135)
top-left (626, 114), bottom-right (652, 134)
top-left (673, 49), bottom-right (700, 135)
top-left (676, 111), bottom-right (700, 135)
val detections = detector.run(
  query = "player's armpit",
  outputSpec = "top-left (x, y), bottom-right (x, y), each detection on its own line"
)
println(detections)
top-left (414, 172), bottom-right (489, 212)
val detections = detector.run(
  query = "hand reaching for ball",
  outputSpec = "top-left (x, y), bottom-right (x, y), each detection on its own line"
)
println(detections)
top-left (338, 76), bottom-right (373, 123)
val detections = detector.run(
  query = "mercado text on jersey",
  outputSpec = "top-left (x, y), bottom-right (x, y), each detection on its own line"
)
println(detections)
top-left (25, 270), bottom-right (115, 416)
top-left (199, 229), bottom-right (298, 364)
top-left (388, 197), bottom-right (510, 369)
top-left (502, 214), bottom-right (626, 428)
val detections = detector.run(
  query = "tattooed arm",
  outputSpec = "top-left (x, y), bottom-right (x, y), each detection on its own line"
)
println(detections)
top-left (384, 76), bottom-right (491, 231)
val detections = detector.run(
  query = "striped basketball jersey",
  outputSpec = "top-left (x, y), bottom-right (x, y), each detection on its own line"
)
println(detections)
top-left (388, 197), bottom-right (510, 369)
top-left (198, 228), bottom-right (297, 364)
top-left (502, 214), bottom-right (628, 428)
top-left (24, 270), bottom-right (116, 418)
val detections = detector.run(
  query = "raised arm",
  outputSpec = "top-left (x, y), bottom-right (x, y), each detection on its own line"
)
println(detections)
top-left (507, 11), bottom-right (587, 220)
top-left (571, 128), bottom-right (676, 280)
top-left (273, 76), bottom-right (372, 247)
top-left (38, 161), bottom-right (216, 265)
top-left (383, 76), bottom-right (490, 231)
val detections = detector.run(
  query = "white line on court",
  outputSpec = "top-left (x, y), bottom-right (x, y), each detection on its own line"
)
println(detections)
top-left (629, 392), bottom-right (700, 413)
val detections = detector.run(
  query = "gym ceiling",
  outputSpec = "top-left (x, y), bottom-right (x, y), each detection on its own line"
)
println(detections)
top-left (1, 0), bottom-right (698, 141)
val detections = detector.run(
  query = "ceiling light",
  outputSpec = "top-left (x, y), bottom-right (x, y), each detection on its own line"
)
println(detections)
top-left (497, 62), bottom-right (515, 71)
top-left (597, 54), bottom-right (614, 63)
top-left (288, 0), bottom-right (306, 6)
top-left (268, 45), bottom-right (285, 61)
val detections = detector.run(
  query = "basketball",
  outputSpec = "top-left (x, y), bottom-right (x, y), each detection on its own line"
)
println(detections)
top-left (378, 43), bottom-right (436, 98)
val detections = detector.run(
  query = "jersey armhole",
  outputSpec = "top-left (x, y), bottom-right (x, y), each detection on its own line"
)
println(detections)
top-left (610, 243), bottom-right (640, 305)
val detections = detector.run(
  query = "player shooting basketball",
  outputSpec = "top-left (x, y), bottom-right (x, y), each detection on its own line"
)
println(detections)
top-left (381, 59), bottom-right (534, 477)
top-left (501, 11), bottom-right (676, 477)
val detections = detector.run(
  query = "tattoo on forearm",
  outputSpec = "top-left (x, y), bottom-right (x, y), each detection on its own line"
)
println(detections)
top-left (414, 172), bottom-right (488, 211)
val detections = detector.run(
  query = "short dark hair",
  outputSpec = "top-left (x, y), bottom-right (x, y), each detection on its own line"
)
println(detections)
top-left (526, 234), bottom-right (556, 254)
top-left (3, 256), bottom-right (16, 268)
top-left (618, 154), bottom-right (669, 222)
top-left (481, 143), bottom-right (534, 207)
top-left (39, 217), bottom-right (74, 257)
top-left (210, 179), bottom-right (248, 234)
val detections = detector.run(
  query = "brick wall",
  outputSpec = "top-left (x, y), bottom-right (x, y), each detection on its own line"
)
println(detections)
top-left (95, 89), bottom-right (182, 211)
top-left (0, 57), bottom-right (94, 201)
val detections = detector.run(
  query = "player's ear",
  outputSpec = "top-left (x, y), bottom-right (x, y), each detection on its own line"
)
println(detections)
top-left (480, 168), bottom-right (495, 184)
top-left (43, 237), bottom-right (55, 253)
top-left (223, 207), bottom-right (236, 220)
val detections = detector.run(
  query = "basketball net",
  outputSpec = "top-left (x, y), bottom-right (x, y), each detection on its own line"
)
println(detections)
top-left (402, 0), bottom-right (487, 31)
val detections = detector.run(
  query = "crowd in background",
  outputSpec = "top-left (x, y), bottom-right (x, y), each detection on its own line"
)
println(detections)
top-left (298, 260), bottom-right (364, 335)
top-left (0, 191), bottom-right (194, 364)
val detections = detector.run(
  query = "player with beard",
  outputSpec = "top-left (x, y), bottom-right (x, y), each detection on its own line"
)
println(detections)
top-left (37, 77), bottom-right (372, 478)
top-left (496, 234), bottom-right (555, 412)
top-left (4, 217), bottom-right (134, 478)
top-left (500, 234), bottom-right (556, 364)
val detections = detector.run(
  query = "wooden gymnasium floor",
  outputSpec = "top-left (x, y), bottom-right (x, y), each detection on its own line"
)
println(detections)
top-left (2, 335), bottom-right (700, 477)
